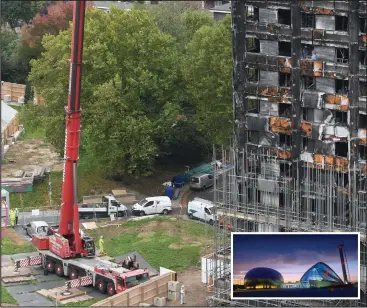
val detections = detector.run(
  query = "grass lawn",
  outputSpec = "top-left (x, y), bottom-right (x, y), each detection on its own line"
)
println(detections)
top-left (61, 298), bottom-right (101, 306)
top-left (1, 234), bottom-right (36, 255)
top-left (87, 217), bottom-right (213, 272)
top-left (0, 286), bottom-right (18, 305)
top-left (9, 105), bottom-right (46, 140)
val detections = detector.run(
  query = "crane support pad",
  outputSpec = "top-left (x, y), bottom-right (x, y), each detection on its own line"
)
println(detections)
top-left (17, 255), bottom-right (42, 268)
top-left (66, 275), bottom-right (93, 289)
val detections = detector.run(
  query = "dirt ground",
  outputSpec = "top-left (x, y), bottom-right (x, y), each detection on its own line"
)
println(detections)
top-left (2, 139), bottom-right (63, 177)
top-left (2, 229), bottom-right (27, 245)
top-left (3, 138), bottom-right (185, 198)
top-left (121, 164), bottom-right (186, 196)
top-left (169, 267), bottom-right (208, 307)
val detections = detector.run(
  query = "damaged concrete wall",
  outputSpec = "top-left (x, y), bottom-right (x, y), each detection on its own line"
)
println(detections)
top-left (259, 8), bottom-right (278, 24)
top-left (259, 100), bottom-right (278, 116)
top-left (260, 40), bottom-right (279, 55)
top-left (315, 77), bottom-right (335, 93)
top-left (313, 46), bottom-right (336, 62)
top-left (259, 71), bottom-right (279, 87)
top-left (315, 15), bottom-right (335, 30)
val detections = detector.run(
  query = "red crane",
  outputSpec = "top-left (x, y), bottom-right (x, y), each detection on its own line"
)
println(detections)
top-left (33, 0), bottom-right (95, 258)
top-left (57, 0), bottom-right (86, 256)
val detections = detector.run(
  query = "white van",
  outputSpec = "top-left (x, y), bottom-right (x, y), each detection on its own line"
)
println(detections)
top-left (187, 197), bottom-right (215, 225)
top-left (132, 196), bottom-right (172, 216)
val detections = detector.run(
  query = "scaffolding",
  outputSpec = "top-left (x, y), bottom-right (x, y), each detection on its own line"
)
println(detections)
top-left (206, 0), bottom-right (367, 305)
top-left (206, 147), bottom-right (366, 307)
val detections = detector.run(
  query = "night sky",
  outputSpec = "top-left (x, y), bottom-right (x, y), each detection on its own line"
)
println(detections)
top-left (233, 233), bottom-right (359, 284)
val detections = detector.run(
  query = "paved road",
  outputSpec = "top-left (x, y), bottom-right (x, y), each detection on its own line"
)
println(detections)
top-left (188, 187), bottom-right (214, 203)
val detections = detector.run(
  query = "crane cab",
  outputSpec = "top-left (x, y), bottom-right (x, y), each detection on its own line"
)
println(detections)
top-left (82, 236), bottom-right (95, 257)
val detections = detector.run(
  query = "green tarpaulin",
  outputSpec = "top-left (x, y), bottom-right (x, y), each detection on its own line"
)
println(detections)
top-left (184, 163), bottom-right (213, 182)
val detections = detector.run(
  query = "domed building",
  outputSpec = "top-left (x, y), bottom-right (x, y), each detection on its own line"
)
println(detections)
top-left (300, 262), bottom-right (344, 288)
top-left (244, 267), bottom-right (284, 289)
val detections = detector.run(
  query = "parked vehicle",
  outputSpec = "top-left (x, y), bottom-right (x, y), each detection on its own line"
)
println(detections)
top-left (24, 221), bottom-right (49, 237)
top-left (78, 195), bottom-right (128, 219)
top-left (189, 173), bottom-right (214, 190)
top-left (96, 6), bottom-right (110, 13)
top-left (132, 196), bottom-right (172, 216)
top-left (187, 198), bottom-right (215, 225)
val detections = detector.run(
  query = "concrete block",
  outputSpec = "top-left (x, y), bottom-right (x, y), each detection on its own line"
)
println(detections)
top-left (139, 303), bottom-right (151, 307)
top-left (4, 95), bottom-right (11, 103)
top-left (153, 297), bottom-right (166, 307)
top-left (18, 96), bottom-right (25, 104)
top-left (168, 281), bottom-right (181, 292)
top-left (168, 290), bottom-right (180, 301)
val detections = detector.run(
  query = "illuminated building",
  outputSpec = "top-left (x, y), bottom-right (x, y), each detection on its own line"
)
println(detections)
top-left (244, 267), bottom-right (284, 289)
top-left (299, 262), bottom-right (344, 288)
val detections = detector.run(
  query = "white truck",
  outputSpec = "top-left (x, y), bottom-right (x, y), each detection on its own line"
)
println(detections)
top-left (132, 196), bottom-right (172, 216)
top-left (187, 197), bottom-right (215, 225)
top-left (78, 195), bottom-right (128, 219)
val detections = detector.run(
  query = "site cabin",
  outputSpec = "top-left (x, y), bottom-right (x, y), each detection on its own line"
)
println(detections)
top-left (132, 196), bottom-right (172, 216)
top-left (78, 195), bottom-right (128, 219)
top-left (187, 197), bottom-right (215, 225)
top-left (16, 248), bottom-right (150, 296)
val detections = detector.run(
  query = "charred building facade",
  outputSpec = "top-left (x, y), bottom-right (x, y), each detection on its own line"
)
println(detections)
top-left (208, 1), bottom-right (367, 307)
top-left (233, 0), bottom-right (366, 174)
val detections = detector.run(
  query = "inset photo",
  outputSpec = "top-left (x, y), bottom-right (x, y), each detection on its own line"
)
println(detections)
top-left (232, 232), bottom-right (360, 300)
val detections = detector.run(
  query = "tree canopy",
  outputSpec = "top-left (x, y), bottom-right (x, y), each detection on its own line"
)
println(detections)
top-left (1, 25), bottom-right (28, 83)
top-left (26, 5), bottom-right (233, 178)
top-left (19, 1), bottom-right (93, 63)
top-left (182, 15), bottom-right (233, 145)
top-left (1, 1), bottom-right (45, 30)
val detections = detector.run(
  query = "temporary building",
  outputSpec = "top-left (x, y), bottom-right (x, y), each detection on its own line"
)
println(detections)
top-left (1, 101), bottom-right (20, 159)
top-left (1, 188), bottom-right (10, 227)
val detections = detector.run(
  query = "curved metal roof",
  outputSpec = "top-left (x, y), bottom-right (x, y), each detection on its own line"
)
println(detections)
top-left (300, 262), bottom-right (343, 284)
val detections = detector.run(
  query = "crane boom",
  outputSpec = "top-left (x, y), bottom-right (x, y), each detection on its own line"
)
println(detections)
top-left (58, 0), bottom-right (86, 255)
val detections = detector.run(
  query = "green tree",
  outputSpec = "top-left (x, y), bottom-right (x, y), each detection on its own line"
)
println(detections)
top-left (85, 80), bottom-right (158, 177)
top-left (181, 9), bottom-right (215, 45)
top-left (1, 25), bottom-right (28, 83)
top-left (28, 8), bottom-right (182, 177)
top-left (148, 2), bottom-right (214, 48)
top-left (1, 1), bottom-right (45, 30)
top-left (182, 15), bottom-right (233, 146)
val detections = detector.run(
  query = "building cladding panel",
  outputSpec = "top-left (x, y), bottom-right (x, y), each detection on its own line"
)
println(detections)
top-left (235, 0), bottom-right (367, 166)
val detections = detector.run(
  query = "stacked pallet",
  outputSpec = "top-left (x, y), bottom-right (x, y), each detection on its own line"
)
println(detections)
top-left (2, 166), bottom-right (48, 192)
top-left (32, 166), bottom-right (46, 184)
top-left (1, 177), bottom-right (34, 193)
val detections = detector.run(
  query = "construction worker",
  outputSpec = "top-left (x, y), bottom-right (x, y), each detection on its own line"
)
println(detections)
top-left (99, 235), bottom-right (104, 254)
top-left (207, 274), bottom-right (213, 292)
top-left (15, 208), bottom-right (19, 225)
top-left (9, 209), bottom-right (16, 227)
top-left (180, 284), bottom-right (185, 305)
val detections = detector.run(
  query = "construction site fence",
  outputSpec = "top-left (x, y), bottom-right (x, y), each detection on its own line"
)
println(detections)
top-left (91, 272), bottom-right (176, 307)
top-left (12, 208), bottom-right (135, 227)
top-left (1, 82), bottom-right (26, 102)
